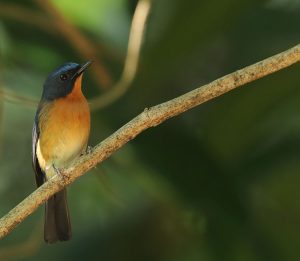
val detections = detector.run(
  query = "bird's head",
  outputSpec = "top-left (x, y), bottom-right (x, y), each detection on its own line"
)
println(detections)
top-left (42, 61), bottom-right (92, 100)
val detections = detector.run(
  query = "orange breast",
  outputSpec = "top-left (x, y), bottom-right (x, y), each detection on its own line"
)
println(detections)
top-left (37, 92), bottom-right (90, 170)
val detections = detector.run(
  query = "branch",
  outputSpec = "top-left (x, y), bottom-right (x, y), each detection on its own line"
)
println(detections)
top-left (0, 3), bottom-right (56, 35)
top-left (0, 0), bottom-right (151, 111)
top-left (0, 44), bottom-right (299, 239)
top-left (34, 0), bottom-right (112, 89)
top-left (0, 88), bottom-right (38, 108)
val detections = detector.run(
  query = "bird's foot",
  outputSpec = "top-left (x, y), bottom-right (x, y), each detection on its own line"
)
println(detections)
top-left (52, 164), bottom-right (67, 183)
top-left (86, 146), bottom-right (93, 154)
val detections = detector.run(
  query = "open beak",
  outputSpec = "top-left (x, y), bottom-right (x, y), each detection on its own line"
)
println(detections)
top-left (72, 60), bottom-right (93, 79)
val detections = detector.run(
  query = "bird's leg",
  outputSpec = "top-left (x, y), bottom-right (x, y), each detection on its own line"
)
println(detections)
top-left (52, 164), bottom-right (61, 175)
top-left (86, 145), bottom-right (93, 154)
top-left (52, 164), bottom-right (67, 183)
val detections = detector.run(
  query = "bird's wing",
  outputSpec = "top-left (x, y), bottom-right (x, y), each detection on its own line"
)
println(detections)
top-left (32, 115), bottom-right (45, 187)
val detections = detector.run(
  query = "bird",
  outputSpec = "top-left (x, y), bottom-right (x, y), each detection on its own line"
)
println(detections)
top-left (32, 61), bottom-right (92, 243)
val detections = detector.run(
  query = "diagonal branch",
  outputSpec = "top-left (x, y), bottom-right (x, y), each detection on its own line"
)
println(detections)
top-left (0, 44), bottom-right (299, 239)
top-left (0, 3), bottom-right (56, 35)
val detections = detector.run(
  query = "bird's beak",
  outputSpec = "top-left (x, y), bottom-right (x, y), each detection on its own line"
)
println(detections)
top-left (72, 60), bottom-right (93, 79)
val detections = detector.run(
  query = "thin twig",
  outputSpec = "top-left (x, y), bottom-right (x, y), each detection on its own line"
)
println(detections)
top-left (0, 88), bottom-right (38, 108)
top-left (89, 0), bottom-right (152, 110)
top-left (0, 3), bottom-right (56, 35)
top-left (34, 0), bottom-right (112, 89)
top-left (0, 0), bottom-right (151, 110)
top-left (0, 43), bottom-right (299, 239)
top-left (0, 3), bottom-right (122, 62)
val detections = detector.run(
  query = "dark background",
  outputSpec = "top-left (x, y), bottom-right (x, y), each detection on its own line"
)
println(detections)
top-left (0, 0), bottom-right (300, 260)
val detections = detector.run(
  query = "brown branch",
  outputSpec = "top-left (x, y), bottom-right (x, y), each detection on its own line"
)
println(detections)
top-left (0, 44), bottom-right (299, 239)
top-left (34, 0), bottom-right (112, 89)
top-left (0, 3), bottom-right (122, 62)
top-left (0, 0), bottom-right (151, 110)
top-left (0, 3), bottom-right (56, 35)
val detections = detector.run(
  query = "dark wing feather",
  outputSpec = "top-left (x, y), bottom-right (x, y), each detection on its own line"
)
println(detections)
top-left (32, 114), bottom-right (45, 187)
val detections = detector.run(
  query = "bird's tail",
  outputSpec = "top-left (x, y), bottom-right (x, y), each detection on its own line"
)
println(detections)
top-left (44, 188), bottom-right (72, 243)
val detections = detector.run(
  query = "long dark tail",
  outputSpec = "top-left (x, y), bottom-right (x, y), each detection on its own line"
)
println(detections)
top-left (44, 188), bottom-right (72, 243)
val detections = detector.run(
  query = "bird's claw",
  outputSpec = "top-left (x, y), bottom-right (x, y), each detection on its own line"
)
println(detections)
top-left (52, 164), bottom-right (67, 182)
top-left (86, 146), bottom-right (93, 154)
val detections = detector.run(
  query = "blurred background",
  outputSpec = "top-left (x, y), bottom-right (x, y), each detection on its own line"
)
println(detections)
top-left (0, 0), bottom-right (300, 260)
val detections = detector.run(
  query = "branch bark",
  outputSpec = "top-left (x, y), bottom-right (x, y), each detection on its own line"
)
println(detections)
top-left (0, 44), bottom-right (299, 239)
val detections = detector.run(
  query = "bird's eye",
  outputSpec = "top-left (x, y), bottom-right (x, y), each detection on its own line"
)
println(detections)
top-left (60, 74), bottom-right (68, 81)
